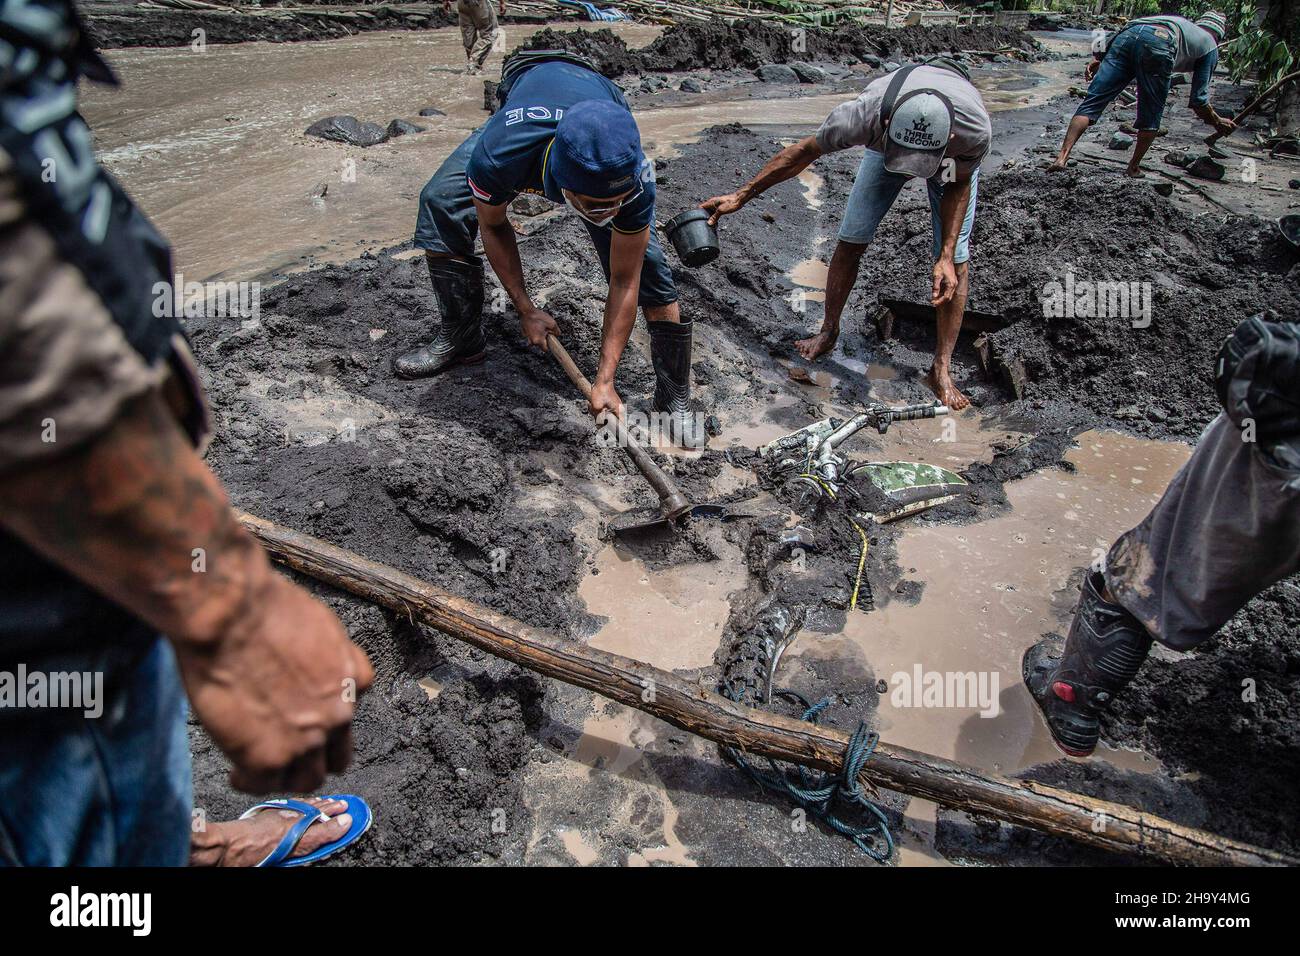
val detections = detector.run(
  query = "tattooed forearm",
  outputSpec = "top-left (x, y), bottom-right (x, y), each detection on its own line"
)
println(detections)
top-left (0, 389), bottom-right (271, 646)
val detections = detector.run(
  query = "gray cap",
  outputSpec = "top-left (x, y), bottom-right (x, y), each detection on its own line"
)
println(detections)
top-left (884, 89), bottom-right (953, 179)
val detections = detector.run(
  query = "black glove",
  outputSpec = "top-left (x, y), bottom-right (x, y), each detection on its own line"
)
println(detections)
top-left (1215, 312), bottom-right (1300, 441)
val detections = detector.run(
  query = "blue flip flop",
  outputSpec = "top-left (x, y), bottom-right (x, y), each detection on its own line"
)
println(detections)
top-left (238, 794), bottom-right (373, 868)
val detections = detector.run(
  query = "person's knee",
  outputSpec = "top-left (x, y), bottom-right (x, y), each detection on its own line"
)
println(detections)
top-left (645, 302), bottom-right (681, 323)
top-left (420, 173), bottom-right (462, 213)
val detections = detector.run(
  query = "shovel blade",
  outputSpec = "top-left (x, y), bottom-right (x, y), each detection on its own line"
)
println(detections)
top-left (607, 505), bottom-right (676, 537)
top-left (607, 502), bottom-right (752, 537)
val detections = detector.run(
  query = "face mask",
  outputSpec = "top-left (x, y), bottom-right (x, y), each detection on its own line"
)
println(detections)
top-left (564, 195), bottom-right (617, 228)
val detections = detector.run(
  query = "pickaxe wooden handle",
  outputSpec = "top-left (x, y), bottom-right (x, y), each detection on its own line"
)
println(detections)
top-left (1205, 68), bottom-right (1300, 147)
top-left (545, 334), bottom-right (691, 522)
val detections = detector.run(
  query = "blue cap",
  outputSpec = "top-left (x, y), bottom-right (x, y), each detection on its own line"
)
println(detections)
top-left (550, 100), bottom-right (642, 199)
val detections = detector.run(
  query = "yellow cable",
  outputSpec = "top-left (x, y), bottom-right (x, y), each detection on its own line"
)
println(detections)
top-left (849, 519), bottom-right (869, 611)
top-left (798, 473), bottom-right (837, 500)
top-left (796, 473), bottom-right (867, 608)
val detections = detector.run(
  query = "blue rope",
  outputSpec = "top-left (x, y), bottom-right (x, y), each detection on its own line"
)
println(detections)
top-left (723, 689), bottom-right (894, 862)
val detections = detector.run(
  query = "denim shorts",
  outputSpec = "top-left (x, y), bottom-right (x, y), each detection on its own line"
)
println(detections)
top-left (0, 638), bottom-right (191, 866)
top-left (1075, 24), bottom-right (1177, 131)
top-left (415, 127), bottom-right (678, 307)
top-left (837, 148), bottom-right (978, 264)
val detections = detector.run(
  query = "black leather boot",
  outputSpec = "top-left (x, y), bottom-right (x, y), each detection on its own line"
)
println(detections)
top-left (394, 257), bottom-right (486, 379)
top-left (1023, 571), bottom-right (1153, 757)
top-left (648, 319), bottom-right (705, 449)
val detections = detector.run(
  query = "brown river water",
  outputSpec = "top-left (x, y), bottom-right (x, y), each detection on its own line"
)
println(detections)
top-left (87, 26), bottom-right (1180, 864)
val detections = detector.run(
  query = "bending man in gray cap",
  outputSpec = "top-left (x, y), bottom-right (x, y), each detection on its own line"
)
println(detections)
top-left (1050, 12), bottom-right (1233, 177)
top-left (702, 58), bottom-right (991, 410)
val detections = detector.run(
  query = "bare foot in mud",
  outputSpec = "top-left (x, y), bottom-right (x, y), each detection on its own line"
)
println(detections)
top-left (192, 797), bottom-right (354, 867)
top-left (924, 366), bottom-right (970, 411)
top-left (795, 330), bottom-right (836, 361)
top-left (1047, 158), bottom-right (1068, 172)
top-left (1124, 167), bottom-right (1147, 179)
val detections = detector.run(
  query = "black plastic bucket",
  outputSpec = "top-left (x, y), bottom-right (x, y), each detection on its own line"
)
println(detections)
top-left (664, 209), bottom-right (720, 267)
top-left (1279, 214), bottom-right (1300, 252)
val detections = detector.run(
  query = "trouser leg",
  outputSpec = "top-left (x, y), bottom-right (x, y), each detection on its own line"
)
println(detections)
top-left (1107, 414), bottom-right (1300, 650)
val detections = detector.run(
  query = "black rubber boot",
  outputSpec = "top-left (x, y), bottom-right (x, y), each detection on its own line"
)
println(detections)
top-left (394, 257), bottom-right (486, 379)
top-left (648, 319), bottom-right (705, 449)
top-left (1023, 571), bottom-right (1153, 757)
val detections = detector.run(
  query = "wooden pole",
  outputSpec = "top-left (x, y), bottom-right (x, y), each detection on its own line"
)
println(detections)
top-left (1205, 69), bottom-right (1300, 147)
top-left (237, 510), bottom-right (1296, 867)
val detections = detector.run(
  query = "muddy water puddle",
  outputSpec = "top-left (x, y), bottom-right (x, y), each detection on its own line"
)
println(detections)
top-left (579, 538), bottom-right (748, 672)
top-left (566, 700), bottom-right (697, 866)
top-left (789, 430), bottom-right (1189, 792)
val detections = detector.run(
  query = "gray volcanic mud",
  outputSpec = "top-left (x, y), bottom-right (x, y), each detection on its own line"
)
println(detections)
top-left (517, 20), bottom-right (1042, 77)
top-left (871, 167), bottom-right (1300, 441)
top-left (187, 114), bottom-right (1298, 863)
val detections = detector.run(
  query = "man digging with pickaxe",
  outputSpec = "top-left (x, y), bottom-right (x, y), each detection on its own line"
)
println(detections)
top-left (1049, 12), bottom-right (1235, 178)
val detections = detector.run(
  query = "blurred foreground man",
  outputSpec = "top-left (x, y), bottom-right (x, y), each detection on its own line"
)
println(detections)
top-left (0, 0), bottom-right (373, 865)
top-left (403, 51), bottom-right (704, 446)
top-left (1025, 315), bottom-right (1300, 756)
top-left (1049, 12), bottom-right (1234, 177)
top-left (702, 58), bottom-right (991, 410)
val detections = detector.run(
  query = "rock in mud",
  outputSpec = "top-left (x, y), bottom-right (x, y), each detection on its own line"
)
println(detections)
top-left (306, 115), bottom-right (389, 147)
top-left (510, 194), bottom-right (552, 217)
top-left (418, 107), bottom-right (447, 117)
top-left (755, 63), bottom-right (799, 84)
top-left (386, 119), bottom-right (427, 138)
top-left (1186, 155), bottom-right (1226, 181)
top-left (1108, 131), bottom-right (1134, 150)
top-left (789, 62), bottom-right (829, 84)
top-left (679, 76), bottom-right (704, 93)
